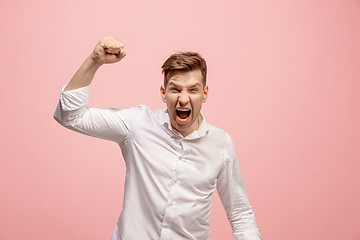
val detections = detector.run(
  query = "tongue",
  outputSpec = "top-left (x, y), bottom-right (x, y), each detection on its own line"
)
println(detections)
top-left (178, 111), bottom-right (189, 119)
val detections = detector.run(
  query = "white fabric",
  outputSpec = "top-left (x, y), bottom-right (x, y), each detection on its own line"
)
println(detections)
top-left (54, 85), bottom-right (262, 240)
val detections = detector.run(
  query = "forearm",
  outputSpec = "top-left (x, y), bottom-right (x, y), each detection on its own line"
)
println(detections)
top-left (218, 135), bottom-right (262, 240)
top-left (63, 55), bottom-right (102, 91)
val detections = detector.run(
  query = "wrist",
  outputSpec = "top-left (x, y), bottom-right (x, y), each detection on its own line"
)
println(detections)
top-left (87, 53), bottom-right (104, 68)
top-left (84, 54), bottom-right (104, 71)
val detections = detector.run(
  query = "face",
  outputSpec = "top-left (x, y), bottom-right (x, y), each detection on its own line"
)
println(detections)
top-left (160, 69), bottom-right (208, 137)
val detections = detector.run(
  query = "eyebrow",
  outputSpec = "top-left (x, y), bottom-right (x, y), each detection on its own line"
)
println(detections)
top-left (168, 82), bottom-right (179, 88)
top-left (189, 83), bottom-right (201, 88)
top-left (168, 82), bottom-right (201, 88)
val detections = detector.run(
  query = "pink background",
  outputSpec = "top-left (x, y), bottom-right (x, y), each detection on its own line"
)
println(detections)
top-left (1, 0), bottom-right (359, 239)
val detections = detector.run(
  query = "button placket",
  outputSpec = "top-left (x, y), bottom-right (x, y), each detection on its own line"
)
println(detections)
top-left (162, 149), bottom-right (183, 234)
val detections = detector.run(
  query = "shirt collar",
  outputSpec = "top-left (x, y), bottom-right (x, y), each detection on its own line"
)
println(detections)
top-left (161, 109), bottom-right (209, 140)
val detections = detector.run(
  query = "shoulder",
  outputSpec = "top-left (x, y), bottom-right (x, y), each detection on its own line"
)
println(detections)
top-left (205, 124), bottom-right (239, 167)
top-left (122, 105), bottom-right (167, 125)
top-left (203, 122), bottom-right (234, 150)
top-left (115, 104), bottom-right (151, 116)
top-left (108, 105), bottom-right (153, 125)
top-left (206, 122), bottom-right (231, 141)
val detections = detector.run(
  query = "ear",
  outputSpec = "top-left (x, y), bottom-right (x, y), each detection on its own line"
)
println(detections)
top-left (202, 86), bottom-right (208, 103)
top-left (160, 85), bottom-right (166, 103)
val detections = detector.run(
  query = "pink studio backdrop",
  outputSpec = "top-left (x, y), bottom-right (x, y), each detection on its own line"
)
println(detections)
top-left (1, 0), bottom-right (359, 239)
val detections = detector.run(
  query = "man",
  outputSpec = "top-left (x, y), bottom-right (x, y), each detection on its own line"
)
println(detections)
top-left (54, 36), bottom-right (262, 240)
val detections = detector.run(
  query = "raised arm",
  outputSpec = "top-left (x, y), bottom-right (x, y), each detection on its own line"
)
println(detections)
top-left (54, 37), bottom-right (143, 143)
top-left (64, 36), bottom-right (126, 91)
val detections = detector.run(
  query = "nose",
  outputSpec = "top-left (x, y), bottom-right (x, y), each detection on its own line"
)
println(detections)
top-left (178, 92), bottom-right (190, 106)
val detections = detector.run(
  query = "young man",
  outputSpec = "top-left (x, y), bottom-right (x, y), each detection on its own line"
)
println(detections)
top-left (54, 36), bottom-right (262, 240)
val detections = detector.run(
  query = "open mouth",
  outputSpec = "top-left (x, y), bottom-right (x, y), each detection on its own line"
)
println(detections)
top-left (176, 109), bottom-right (191, 120)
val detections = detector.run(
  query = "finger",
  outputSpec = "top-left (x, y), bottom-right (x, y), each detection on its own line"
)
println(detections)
top-left (105, 47), bottom-right (119, 54)
top-left (109, 37), bottom-right (121, 54)
top-left (100, 37), bottom-right (110, 50)
top-left (118, 41), bottom-right (124, 49)
top-left (98, 36), bottom-right (124, 56)
top-left (108, 36), bottom-right (124, 51)
top-left (107, 36), bottom-right (122, 51)
top-left (119, 49), bottom-right (127, 58)
top-left (107, 49), bottom-right (126, 63)
top-left (108, 36), bottom-right (118, 47)
top-left (102, 38), bottom-right (120, 54)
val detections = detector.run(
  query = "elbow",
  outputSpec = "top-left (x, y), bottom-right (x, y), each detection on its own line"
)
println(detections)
top-left (53, 110), bottom-right (69, 127)
top-left (53, 103), bottom-right (62, 124)
top-left (53, 102), bottom-right (71, 127)
top-left (53, 111), bottom-right (64, 126)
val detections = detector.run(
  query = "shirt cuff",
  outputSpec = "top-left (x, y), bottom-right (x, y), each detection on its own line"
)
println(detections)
top-left (59, 84), bottom-right (90, 111)
top-left (233, 229), bottom-right (262, 240)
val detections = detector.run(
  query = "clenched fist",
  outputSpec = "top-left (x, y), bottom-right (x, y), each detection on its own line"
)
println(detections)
top-left (91, 36), bottom-right (126, 65)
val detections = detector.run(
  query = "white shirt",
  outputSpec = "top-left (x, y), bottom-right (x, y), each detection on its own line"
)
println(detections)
top-left (54, 85), bottom-right (262, 240)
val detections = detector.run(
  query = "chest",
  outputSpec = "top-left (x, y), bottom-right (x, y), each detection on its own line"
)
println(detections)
top-left (121, 120), bottom-right (225, 191)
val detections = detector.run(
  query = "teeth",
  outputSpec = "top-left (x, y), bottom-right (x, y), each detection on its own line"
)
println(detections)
top-left (177, 109), bottom-right (190, 111)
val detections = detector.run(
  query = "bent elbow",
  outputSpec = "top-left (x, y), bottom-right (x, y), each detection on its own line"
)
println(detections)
top-left (53, 101), bottom-right (72, 127)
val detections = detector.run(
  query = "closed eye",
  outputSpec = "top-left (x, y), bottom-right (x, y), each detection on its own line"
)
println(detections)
top-left (171, 88), bottom-right (181, 92)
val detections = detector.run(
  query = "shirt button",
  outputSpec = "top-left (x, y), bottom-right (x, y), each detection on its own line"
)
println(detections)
top-left (169, 201), bottom-right (174, 206)
top-left (163, 223), bottom-right (169, 228)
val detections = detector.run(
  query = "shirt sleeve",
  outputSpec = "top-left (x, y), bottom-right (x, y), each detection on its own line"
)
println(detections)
top-left (216, 135), bottom-right (262, 240)
top-left (53, 84), bottom-right (144, 143)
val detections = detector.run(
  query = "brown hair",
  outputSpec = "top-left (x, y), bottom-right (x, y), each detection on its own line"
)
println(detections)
top-left (161, 52), bottom-right (207, 88)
